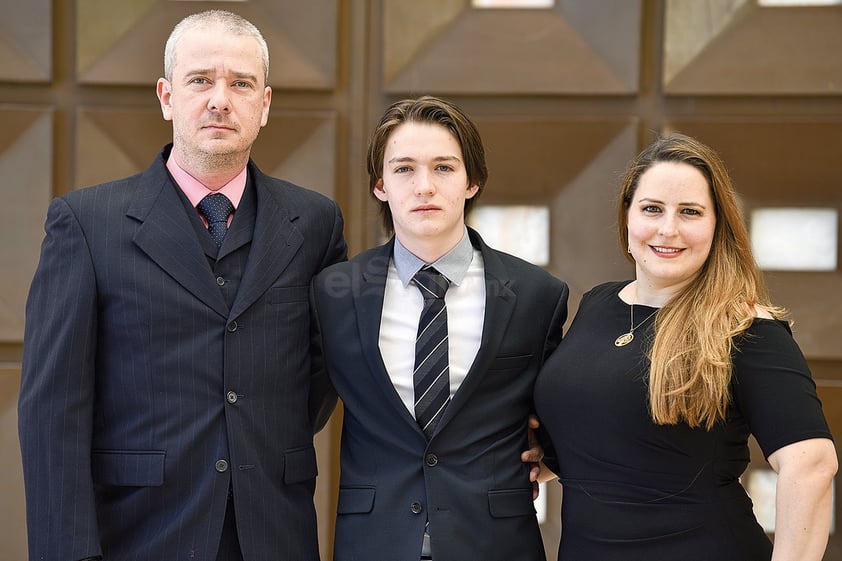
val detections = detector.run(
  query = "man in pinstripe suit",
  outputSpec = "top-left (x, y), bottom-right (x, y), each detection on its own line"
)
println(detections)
top-left (18, 10), bottom-right (345, 561)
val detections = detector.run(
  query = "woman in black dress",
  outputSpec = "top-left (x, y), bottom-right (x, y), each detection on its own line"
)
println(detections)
top-left (534, 133), bottom-right (836, 561)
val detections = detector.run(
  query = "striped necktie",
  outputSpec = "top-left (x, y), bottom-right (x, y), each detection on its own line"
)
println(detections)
top-left (412, 266), bottom-right (450, 438)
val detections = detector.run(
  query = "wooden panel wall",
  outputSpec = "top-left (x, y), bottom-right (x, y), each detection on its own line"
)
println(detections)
top-left (1, 1), bottom-right (840, 560)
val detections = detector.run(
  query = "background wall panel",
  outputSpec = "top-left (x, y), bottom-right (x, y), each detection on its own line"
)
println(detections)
top-left (664, 0), bottom-right (842, 94)
top-left (384, 0), bottom-right (641, 94)
top-left (0, 107), bottom-right (52, 342)
top-left (0, 0), bottom-right (51, 82)
top-left (77, 0), bottom-right (337, 89)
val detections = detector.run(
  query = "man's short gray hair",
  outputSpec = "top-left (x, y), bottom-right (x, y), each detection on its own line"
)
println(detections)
top-left (163, 10), bottom-right (269, 83)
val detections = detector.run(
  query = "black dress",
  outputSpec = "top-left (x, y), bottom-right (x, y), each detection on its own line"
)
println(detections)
top-left (534, 281), bottom-right (832, 561)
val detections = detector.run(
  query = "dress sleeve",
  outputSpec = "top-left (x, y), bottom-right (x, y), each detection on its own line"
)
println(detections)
top-left (730, 319), bottom-right (832, 459)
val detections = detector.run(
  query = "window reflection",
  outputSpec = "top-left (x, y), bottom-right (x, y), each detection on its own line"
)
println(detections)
top-left (750, 207), bottom-right (838, 271)
top-left (745, 469), bottom-right (777, 533)
top-left (468, 205), bottom-right (550, 266)
top-left (758, 0), bottom-right (842, 6)
top-left (746, 468), bottom-right (835, 534)
top-left (472, 0), bottom-right (555, 8)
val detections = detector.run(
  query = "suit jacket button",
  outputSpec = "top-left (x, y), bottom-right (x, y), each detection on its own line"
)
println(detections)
top-left (227, 321), bottom-right (238, 332)
top-left (215, 459), bottom-right (229, 473)
top-left (410, 501), bottom-right (424, 514)
top-left (425, 453), bottom-right (438, 467)
top-left (226, 391), bottom-right (238, 404)
top-left (216, 276), bottom-right (226, 286)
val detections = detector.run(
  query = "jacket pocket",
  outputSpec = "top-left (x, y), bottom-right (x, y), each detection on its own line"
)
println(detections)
top-left (91, 449), bottom-right (166, 487)
top-left (337, 486), bottom-right (376, 514)
top-left (269, 285), bottom-right (309, 304)
top-left (284, 445), bottom-right (318, 484)
top-left (488, 354), bottom-right (532, 372)
top-left (488, 488), bottom-right (536, 518)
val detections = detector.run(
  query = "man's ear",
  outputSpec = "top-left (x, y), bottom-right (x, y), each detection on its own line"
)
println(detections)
top-left (466, 183), bottom-right (479, 199)
top-left (156, 78), bottom-right (173, 121)
top-left (373, 178), bottom-right (388, 202)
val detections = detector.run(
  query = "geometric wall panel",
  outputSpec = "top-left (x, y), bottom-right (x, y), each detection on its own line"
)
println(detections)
top-left (251, 111), bottom-right (337, 200)
top-left (663, 0), bottom-right (751, 89)
top-left (0, 0), bottom-right (51, 82)
top-left (77, 0), bottom-right (337, 90)
top-left (76, 107), bottom-right (172, 189)
top-left (477, 116), bottom-right (636, 202)
top-left (0, 368), bottom-right (25, 561)
top-left (545, 123), bottom-right (638, 304)
top-left (665, 0), bottom-right (842, 94)
top-left (476, 116), bottom-right (637, 305)
top-left (0, 107), bottom-right (52, 342)
top-left (77, 107), bottom-right (337, 200)
top-left (384, 0), bottom-right (641, 94)
top-left (763, 270), bottom-right (842, 360)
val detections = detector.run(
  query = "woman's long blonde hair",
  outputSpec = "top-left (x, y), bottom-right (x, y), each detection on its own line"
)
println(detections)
top-left (618, 133), bottom-right (783, 429)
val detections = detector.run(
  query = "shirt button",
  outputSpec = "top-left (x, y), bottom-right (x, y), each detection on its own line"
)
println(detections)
top-left (226, 391), bottom-right (238, 404)
top-left (425, 453), bottom-right (438, 467)
top-left (227, 321), bottom-right (238, 333)
top-left (215, 459), bottom-right (229, 473)
top-left (410, 501), bottom-right (424, 514)
top-left (216, 276), bottom-right (226, 286)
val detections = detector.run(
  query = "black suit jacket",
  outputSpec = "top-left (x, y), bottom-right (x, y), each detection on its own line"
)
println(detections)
top-left (18, 146), bottom-right (346, 561)
top-left (311, 229), bottom-right (568, 561)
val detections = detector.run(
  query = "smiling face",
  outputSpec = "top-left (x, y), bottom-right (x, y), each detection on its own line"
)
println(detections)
top-left (156, 24), bottom-right (271, 176)
top-left (626, 161), bottom-right (717, 295)
top-left (373, 121), bottom-right (478, 260)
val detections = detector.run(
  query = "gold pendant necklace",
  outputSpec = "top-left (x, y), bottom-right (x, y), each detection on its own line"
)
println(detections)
top-left (614, 304), bottom-right (658, 347)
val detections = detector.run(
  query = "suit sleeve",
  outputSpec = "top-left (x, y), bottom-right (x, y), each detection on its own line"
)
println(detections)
top-left (308, 200), bottom-right (347, 432)
top-left (319, 199), bottom-right (348, 270)
top-left (536, 280), bottom-right (569, 475)
top-left (542, 281), bottom-right (568, 363)
top-left (18, 197), bottom-right (102, 560)
top-left (309, 279), bottom-right (337, 433)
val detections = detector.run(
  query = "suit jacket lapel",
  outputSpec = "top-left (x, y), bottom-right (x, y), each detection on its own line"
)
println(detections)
top-left (356, 241), bottom-right (424, 429)
top-left (129, 156), bottom-right (228, 318)
top-left (229, 165), bottom-right (303, 320)
top-left (216, 177), bottom-right (256, 260)
top-left (437, 229), bottom-right (516, 431)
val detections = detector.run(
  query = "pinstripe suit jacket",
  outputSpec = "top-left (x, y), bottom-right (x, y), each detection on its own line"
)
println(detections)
top-left (311, 229), bottom-right (568, 561)
top-left (18, 146), bottom-right (346, 561)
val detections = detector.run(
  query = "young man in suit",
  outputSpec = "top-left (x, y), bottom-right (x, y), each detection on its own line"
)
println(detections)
top-left (311, 96), bottom-right (568, 561)
top-left (18, 10), bottom-right (345, 561)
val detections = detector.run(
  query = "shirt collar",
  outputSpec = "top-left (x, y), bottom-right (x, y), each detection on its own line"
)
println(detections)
top-left (166, 155), bottom-right (247, 209)
top-left (393, 228), bottom-right (474, 287)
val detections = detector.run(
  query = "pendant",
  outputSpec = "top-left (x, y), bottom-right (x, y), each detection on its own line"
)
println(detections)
top-left (614, 332), bottom-right (634, 347)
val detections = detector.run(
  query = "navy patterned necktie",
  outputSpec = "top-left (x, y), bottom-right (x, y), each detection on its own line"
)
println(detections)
top-left (197, 193), bottom-right (234, 247)
top-left (412, 266), bottom-right (451, 438)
